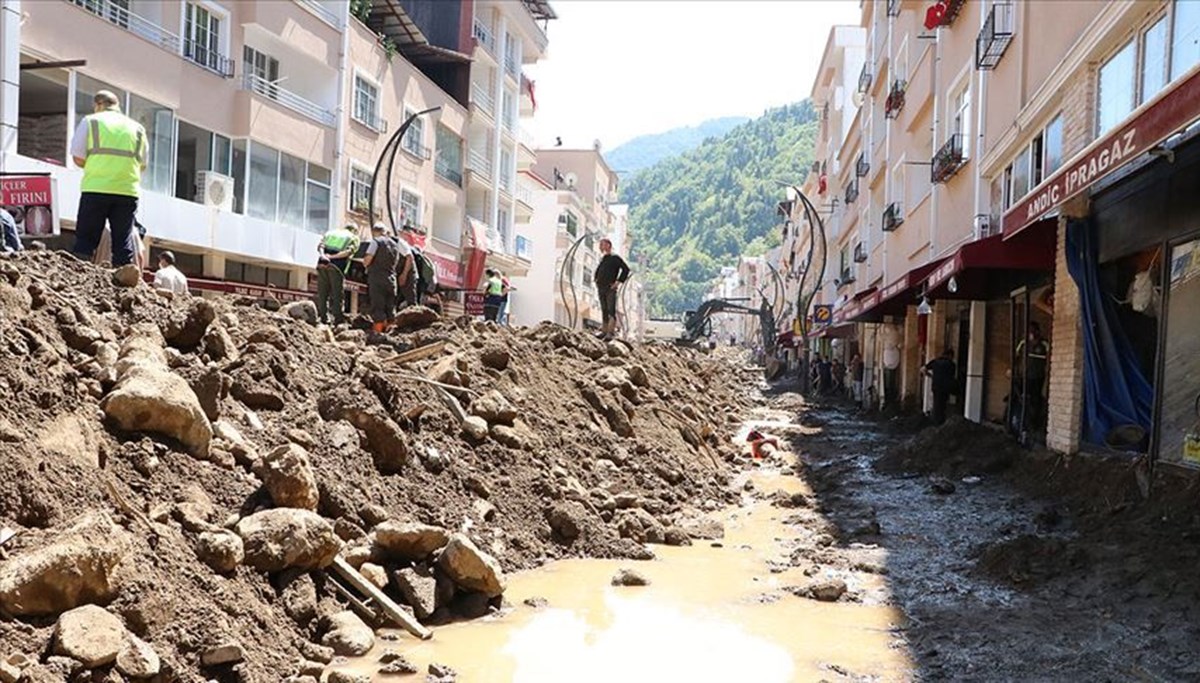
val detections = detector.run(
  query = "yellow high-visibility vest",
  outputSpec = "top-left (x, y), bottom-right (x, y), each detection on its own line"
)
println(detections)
top-left (81, 109), bottom-right (146, 197)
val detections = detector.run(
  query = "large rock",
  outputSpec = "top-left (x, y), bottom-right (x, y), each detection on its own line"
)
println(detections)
top-left (469, 391), bottom-right (516, 426)
top-left (202, 324), bottom-right (238, 362)
top-left (116, 633), bottom-right (160, 679)
top-left (0, 513), bottom-right (130, 616)
top-left (162, 298), bottom-right (215, 348)
top-left (53, 605), bottom-right (126, 667)
top-left (101, 324), bottom-right (212, 458)
top-left (461, 415), bottom-right (489, 442)
top-left (479, 346), bottom-right (510, 371)
top-left (392, 567), bottom-right (437, 619)
top-left (318, 395), bottom-right (409, 473)
top-left (196, 530), bottom-right (244, 573)
top-left (282, 301), bottom-right (318, 325)
top-left (437, 534), bottom-right (505, 598)
top-left (614, 508), bottom-right (665, 544)
top-left (200, 641), bottom-right (244, 667)
top-left (546, 502), bottom-right (588, 542)
top-left (594, 366), bottom-right (631, 390)
top-left (257, 443), bottom-right (319, 511)
top-left (373, 522), bottom-right (449, 561)
top-left (321, 611), bottom-right (374, 656)
top-left (393, 305), bottom-right (439, 331)
top-left (235, 509), bottom-right (342, 572)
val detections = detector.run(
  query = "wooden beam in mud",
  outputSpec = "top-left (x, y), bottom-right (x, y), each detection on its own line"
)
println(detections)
top-left (383, 340), bottom-right (447, 365)
top-left (330, 556), bottom-right (433, 640)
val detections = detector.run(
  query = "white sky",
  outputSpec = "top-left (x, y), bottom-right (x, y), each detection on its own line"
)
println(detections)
top-left (525, 1), bottom-right (861, 150)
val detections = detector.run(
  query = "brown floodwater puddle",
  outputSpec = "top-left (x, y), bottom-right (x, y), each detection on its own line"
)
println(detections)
top-left (336, 415), bottom-right (914, 682)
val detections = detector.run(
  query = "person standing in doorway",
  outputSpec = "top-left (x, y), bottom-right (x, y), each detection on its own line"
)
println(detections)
top-left (363, 222), bottom-right (400, 333)
top-left (71, 90), bottom-right (147, 267)
top-left (1016, 322), bottom-right (1051, 431)
top-left (594, 238), bottom-right (630, 340)
top-left (315, 223), bottom-right (360, 326)
top-left (924, 349), bottom-right (958, 425)
top-left (818, 355), bottom-right (833, 395)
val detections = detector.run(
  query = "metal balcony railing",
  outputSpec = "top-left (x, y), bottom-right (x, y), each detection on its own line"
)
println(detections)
top-left (885, 79), bottom-right (906, 119)
top-left (241, 73), bottom-right (335, 126)
top-left (976, 2), bottom-right (1015, 70)
top-left (854, 242), bottom-right (868, 263)
top-left (931, 133), bottom-right (966, 183)
top-left (69, 0), bottom-right (180, 52)
top-left (883, 202), bottom-right (904, 232)
top-left (472, 18), bottom-right (496, 54)
top-left (402, 138), bottom-right (432, 161)
top-left (857, 62), bottom-right (872, 96)
top-left (837, 268), bottom-right (856, 287)
top-left (505, 52), bottom-right (521, 80)
top-left (844, 178), bottom-right (859, 205)
top-left (887, 0), bottom-right (902, 17)
top-left (435, 156), bottom-right (463, 187)
top-left (516, 182), bottom-right (534, 206)
top-left (183, 39), bottom-right (234, 78)
top-left (856, 152), bottom-right (869, 178)
top-left (467, 149), bottom-right (492, 179)
top-left (471, 82), bottom-right (496, 114)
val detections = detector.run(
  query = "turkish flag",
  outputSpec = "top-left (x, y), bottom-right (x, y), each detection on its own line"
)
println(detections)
top-left (924, 2), bottom-right (946, 30)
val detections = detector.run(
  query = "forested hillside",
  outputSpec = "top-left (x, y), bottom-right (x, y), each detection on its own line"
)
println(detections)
top-left (606, 116), bottom-right (750, 176)
top-left (623, 101), bottom-right (818, 316)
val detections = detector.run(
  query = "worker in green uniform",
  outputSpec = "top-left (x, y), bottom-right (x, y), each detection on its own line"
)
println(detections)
top-left (316, 223), bottom-right (360, 326)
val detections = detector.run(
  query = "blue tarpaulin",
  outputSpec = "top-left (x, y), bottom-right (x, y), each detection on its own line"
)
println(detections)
top-left (1065, 219), bottom-right (1154, 449)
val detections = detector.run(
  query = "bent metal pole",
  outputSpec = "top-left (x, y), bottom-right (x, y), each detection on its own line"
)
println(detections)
top-left (368, 107), bottom-right (441, 233)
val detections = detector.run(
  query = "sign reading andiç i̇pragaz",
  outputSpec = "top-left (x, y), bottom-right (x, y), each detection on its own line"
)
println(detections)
top-left (1003, 65), bottom-right (1200, 238)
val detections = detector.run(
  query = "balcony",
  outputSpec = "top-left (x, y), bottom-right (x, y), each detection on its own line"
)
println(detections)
top-left (471, 82), bottom-right (496, 116)
top-left (976, 2), bottom-right (1015, 70)
top-left (885, 80), bottom-right (906, 119)
top-left (68, 0), bottom-right (180, 51)
top-left (516, 182), bottom-right (534, 207)
top-left (857, 63), bottom-right (872, 97)
top-left (855, 152), bottom-right (869, 178)
top-left (931, 133), bottom-right (966, 183)
top-left (435, 157), bottom-right (463, 187)
top-left (887, 0), bottom-right (902, 17)
top-left (854, 242), bottom-right (868, 263)
top-left (183, 38), bottom-right (235, 78)
top-left (241, 73), bottom-right (335, 127)
top-left (467, 149), bottom-right (492, 180)
top-left (473, 17), bottom-right (496, 55)
top-left (504, 52), bottom-right (521, 81)
top-left (401, 139), bottom-right (433, 162)
top-left (882, 202), bottom-right (904, 232)
top-left (844, 178), bottom-right (859, 205)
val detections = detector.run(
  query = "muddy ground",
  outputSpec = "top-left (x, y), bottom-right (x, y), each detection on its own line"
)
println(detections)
top-left (773, 385), bottom-right (1200, 682)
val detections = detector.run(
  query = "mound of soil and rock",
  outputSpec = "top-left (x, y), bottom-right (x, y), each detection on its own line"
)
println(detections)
top-left (874, 416), bottom-right (1022, 476)
top-left (0, 251), bottom-right (747, 682)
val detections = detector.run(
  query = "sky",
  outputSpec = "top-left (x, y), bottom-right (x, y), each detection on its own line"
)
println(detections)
top-left (525, 0), bottom-right (860, 150)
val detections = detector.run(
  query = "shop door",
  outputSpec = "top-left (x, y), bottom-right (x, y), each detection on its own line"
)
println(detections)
top-left (1158, 237), bottom-right (1200, 466)
top-left (1008, 289), bottom-right (1030, 442)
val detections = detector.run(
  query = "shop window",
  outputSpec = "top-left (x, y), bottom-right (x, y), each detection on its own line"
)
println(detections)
top-left (1010, 146), bottom-right (1030, 203)
top-left (247, 143), bottom-right (280, 221)
top-left (306, 165), bottom-right (331, 234)
top-left (1171, 0), bottom-right (1200, 81)
top-left (1141, 16), bottom-right (1169, 105)
top-left (74, 74), bottom-right (126, 122)
top-left (1097, 40), bottom-right (1136, 135)
top-left (1160, 238), bottom-right (1200, 465)
top-left (349, 164), bottom-right (372, 213)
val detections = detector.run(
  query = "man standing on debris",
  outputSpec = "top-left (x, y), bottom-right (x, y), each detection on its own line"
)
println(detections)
top-left (70, 90), bottom-right (147, 267)
top-left (924, 349), bottom-right (957, 425)
top-left (363, 222), bottom-right (400, 333)
top-left (594, 238), bottom-right (631, 341)
top-left (316, 222), bottom-right (360, 326)
top-left (482, 268), bottom-right (504, 322)
top-left (152, 251), bottom-right (189, 295)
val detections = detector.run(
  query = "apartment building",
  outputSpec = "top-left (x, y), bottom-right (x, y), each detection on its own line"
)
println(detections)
top-left (787, 0), bottom-right (1200, 469)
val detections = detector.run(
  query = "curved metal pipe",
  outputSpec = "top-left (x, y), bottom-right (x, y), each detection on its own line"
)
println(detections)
top-left (369, 107), bottom-right (441, 233)
top-left (557, 232), bottom-right (590, 329)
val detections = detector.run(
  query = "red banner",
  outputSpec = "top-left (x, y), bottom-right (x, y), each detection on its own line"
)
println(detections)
top-left (426, 251), bottom-right (464, 289)
top-left (0, 175), bottom-right (58, 236)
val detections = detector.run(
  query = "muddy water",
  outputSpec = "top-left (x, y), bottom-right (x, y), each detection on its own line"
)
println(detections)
top-left (336, 411), bottom-right (913, 682)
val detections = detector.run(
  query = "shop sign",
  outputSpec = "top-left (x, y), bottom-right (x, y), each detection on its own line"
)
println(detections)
top-left (1004, 65), bottom-right (1200, 237)
top-left (464, 291), bottom-right (485, 316)
top-left (0, 175), bottom-right (58, 236)
top-left (926, 256), bottom-right (961, 291)
top-left (426, 252), bottom-right (464, 289)
top-left (813, 304), bottom-right (833, 326)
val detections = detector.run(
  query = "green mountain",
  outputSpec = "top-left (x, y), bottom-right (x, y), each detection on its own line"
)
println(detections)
top-left (606, 116), bottom-right (751, 176)
top-left (622, 101), bottom-right (818, 316)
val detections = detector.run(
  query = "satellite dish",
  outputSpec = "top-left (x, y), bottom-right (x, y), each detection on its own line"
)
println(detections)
top-left (564, 172), bottom-right (578, 189)
top-left (852, 90), bottom-right (866, 108)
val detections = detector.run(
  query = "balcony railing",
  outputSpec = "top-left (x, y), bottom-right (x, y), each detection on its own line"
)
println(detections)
top-left (296, 0), bottom-right (343, 28)
top-left (435, 157), bottom-right (464, 187)
top-left (402, 139), bottom-right (433, 162)
top-left (472, 18), bottom-right (496, 54)
top-left (516, 182), bottom-right (534, 206)
top-left (887, 0), bottom-right (902, 17)
top-left (505, 52), bottom-right (521, 80)
top-left (885, 79), bottom-right (906, 119)
top-left (883, 202), bottom-right (904, 232)
top-left (931, 133), bottom-right (966, 183)
top-left (69, 0), bottom-right (180, 52)
top-left (467, 149), bottom-right (492, 179)
top-left (976, 2), bottom-right (1015, 70)
top-left (857, 62), bottom-right (872, 96)
top-left (854, 242), bottom-right (868, 263)
top-left (844, 178), bottom-right (859, 205)
top-left (241, 73), bottom-right (335, 126)
top-left (183, 38), bottom-right (234, 78)
top-left (855, 152), bottom-right (869, 178)
top-left (471, 82), bottom-right (496, 114)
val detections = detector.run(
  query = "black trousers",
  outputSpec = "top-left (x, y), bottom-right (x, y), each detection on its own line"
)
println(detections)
top-left (74, 192), bottom-right (138, 266)
top-left (599, 286), bottom-right (618, 325)
top-left (932, 390), bottom-right (950, 425)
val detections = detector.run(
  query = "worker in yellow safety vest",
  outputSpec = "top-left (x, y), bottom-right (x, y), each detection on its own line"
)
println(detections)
top-left (70, 90), bottom-right (148, 267)
top-left (315, 223), bottom-right (361, 326)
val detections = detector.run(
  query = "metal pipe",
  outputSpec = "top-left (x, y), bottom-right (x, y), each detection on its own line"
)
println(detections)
top-left (369, 107), bottom-right (441, 233)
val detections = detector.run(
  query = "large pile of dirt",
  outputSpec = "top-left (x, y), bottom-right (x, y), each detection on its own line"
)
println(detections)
top-left (874, 416), bottom-right (1022, 476)
top-left (0, 251), bottom-right (747, 682)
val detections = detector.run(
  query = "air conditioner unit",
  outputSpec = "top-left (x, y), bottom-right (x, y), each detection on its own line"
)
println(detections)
top-left (196, 171), bottom-right (235, 211)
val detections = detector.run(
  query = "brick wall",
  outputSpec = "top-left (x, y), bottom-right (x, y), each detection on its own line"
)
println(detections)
top-left (1046, 218), bottom-right (1084, 454)
top-left (901, 307), bottom-right (921, 404)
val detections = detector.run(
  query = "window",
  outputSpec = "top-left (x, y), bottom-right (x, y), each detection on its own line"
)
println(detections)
top-left (1172, 0), bottom-right (1200, 80)
top-left (243, 45), bottom-right (279, 98)
top-left (353, 75), bottom-right (380, 130)
top-left (1097, 40), bottom-right (1136, 135)
top-left (232, 139), bottom-right (246, 213)
top-left (559, 210), bottom-right (578, 237)
top-left (949, 78), bottom-right (971, 156)
top-left (247, 143), bottom-right (280, 221)
top-left (435, 125), bottom-right (463, 185)
top-left (1141, 16), bottom-right (1169, 105)
top-left (402, 107), bottom-right (426, 158)
top-left (1030, 132), bottom-right (1044, 187)
top-left (75, 74), bottom-right (125, 121)
top-left (127, 94), bottom-right (175, 195)
top-left (1043, 115), bottom-right (1064, 176)
top-left (279, 152), bottom-right (307, 230)
top-left (184, 3), bottom-right (225, 73)
top-left (349, 165), bottom-right (372, 213)
top-left (306, 165), bottom-right (331, 234)
top-left (1010, 145), bottom-right (1030, 201)
top-left (213, 134), bottom-right (232, 176)
top-left (399, 189), bottom-right (421, 229)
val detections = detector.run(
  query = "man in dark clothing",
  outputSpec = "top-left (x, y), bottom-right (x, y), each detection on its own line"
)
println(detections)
top-left (1016, 322), bottom-right (1050, 431)
top-left (362, 223), bottom-right (399, 333)
top-left (818, 355), bottom-right (833, 395)
top-left (924, 349), bottom-right (958, 425)
top-left (594, 237), bottom-right (631, 340)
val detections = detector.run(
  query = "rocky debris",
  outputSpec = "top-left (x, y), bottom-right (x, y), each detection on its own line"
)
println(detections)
top-left (53, 605), bottom-right (126, 667)
top-left (282, 301), bottom-right (318, 325)
top-left (428, 662), bottom-right (457, 682)
top-left (162, 298), bottom-right (216, 348)
top-left (321, 611), bottom-right (375, 656)
top-left (116, 632), bottom-right (161, 679)
top-left (461, 416), bottom-right (489, 442)
top-left (437, 534), bottom-right (506, 598)
top-left (200, 640), bottom-right (245, 667)
top-left (196, 529), bottom-right (244, 573)
top-left (614, 508), bottom-right (665, 544)
top-left (258, 443), bottom-right (320, 511)
top-left (100, 324), bottom-right (212, 457)
top-left (523, 596), bottom-right (549, 608)
top-left (359, 562), bottom-right (389, 590)
top-left (675, 515), bottom-right (725, 540)
top-left (546, 501), bottom-right (589, 542)
top-left (379, 650), bottom-right (418, 674)
top-left (469, 390), bottom-right (517, 425)
top-left (929, 476), bottom-right (957, 495)
top-left (328, 671), bottom-right (370, 683)
top-left (235, 509), bottom-right (342, 572)
top-left (426, 354), bottom-right (469, 388)
top-left (299, 642), bottom-right (334, 664)
top-left (393, 567), bottom-right (438, 619)
top-left (280, 571), bottom-right (318, 625)
top-left (392, 305), bottom-right (439, 331)
top-left (111, 264), bottom-right (141, 287)
top-left (611, 568), bottom-right (650, 587)
top-left (0, 513), bottom-right (130, 616)
top-left (318, 394), bottom-right (410, 473)
top-left (374, 522), bottom-right (449, 561)
top-left (794, 578), bottom-right (848, 602)
top-left (479, 346), bottom-right (510, 371)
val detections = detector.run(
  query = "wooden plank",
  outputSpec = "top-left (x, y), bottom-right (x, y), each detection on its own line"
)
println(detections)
top-left (383, 340), bottom-right (447, 365)
top-left (328, 574), bottom-right (379, 625)
top-left (331, 556), bottom-right (432, 640)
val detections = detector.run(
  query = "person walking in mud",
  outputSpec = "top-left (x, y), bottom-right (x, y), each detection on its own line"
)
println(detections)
top-left (924, 349), bottom-right (957, 425)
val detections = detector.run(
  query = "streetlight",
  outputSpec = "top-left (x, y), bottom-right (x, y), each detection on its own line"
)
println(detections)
top-left (368, 106), bottom-right (442, 234)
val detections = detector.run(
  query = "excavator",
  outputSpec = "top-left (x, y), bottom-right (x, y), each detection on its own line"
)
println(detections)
top-left (678, 297), bottom-right (783, 379)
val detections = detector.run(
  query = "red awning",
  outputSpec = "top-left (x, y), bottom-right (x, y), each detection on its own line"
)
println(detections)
top-left (923, 223), bottom-right (1056, 300)
top-left (833, 286), bottom-right (879, 323)
top-left (849, 260), bottom-right (947, 322)
top-left (813, 322), bottom-right (857, 339)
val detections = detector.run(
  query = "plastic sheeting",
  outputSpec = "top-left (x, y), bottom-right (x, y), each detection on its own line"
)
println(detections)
top-left (1065, 219), bottom-right (1154, 449)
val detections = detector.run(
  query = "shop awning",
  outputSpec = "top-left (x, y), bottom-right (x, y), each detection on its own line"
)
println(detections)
top-left (923, 223), bottom-right (1057, 300)
top-left (812, 322), bottom-right (857, 339)
top-left (848, 260), bottom-right (947, 322)
top-left (832, 286), bottom-right (878, 324)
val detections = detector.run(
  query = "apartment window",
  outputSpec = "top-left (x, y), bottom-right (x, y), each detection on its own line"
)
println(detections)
top-left (435, 125), bottom-right (463, 185)
top-left (184, 2), bottom-right (225, 73)
top-left (1172, 0), bottom-right (1200, 80)
top-left (1043, 115), bottom-right (1064, 176)
top-left (402, 107), bottom-right (426, 158)
top-left (949, 78), bottom-right (971, 156)
top-left (1010, 145), bottom-right (1031, 202)
top-left (306, 165), bottom-right (331, 233)
top-left (559, 210), bottom-right (578, 237)
top-left (1030, 133), bottom-right (1046, 187)
top-left (353, 75), bottom-right (380, 130)
top-left (349, 165), bottom-right (372, 213)
top-left (399, 189), bottom-right (421, 229)
top-left (499, 147), bottom-right (513, 192)
top-left (1097, 40), bottom-right (1136, 135)
top-left (243, 45), bottom-right (279, 97)
top-left (127, 94), bottom-right (175, 196)
top-left (1142, 16), bottom-right (1169, 105)
top-left (498, 208), bottom-right (511, 249)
